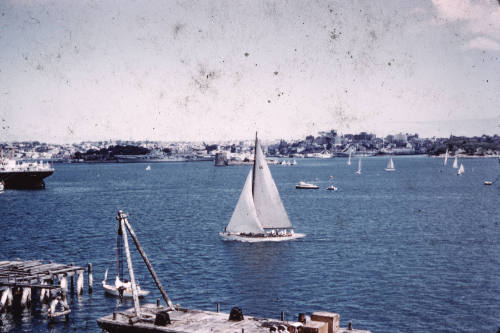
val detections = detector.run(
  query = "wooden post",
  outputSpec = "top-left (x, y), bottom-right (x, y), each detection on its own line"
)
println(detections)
top-left (20, 287), bottom-right (31, 308)
top-left (88, 263), bottom-right (93, 294)
top-left (77, 271), bottom-right (84, 295)
top-left (217, 303), bottom-right (220, 313)
top-left (119, 213), bottom-right (141, 318)
top-left (123, 217), bottom-right (175, 310)
top-left (70, 263), bottom-right (74, 295)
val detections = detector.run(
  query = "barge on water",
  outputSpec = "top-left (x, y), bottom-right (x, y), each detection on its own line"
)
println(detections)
top-left (98, 211), bottom-right (371, 333)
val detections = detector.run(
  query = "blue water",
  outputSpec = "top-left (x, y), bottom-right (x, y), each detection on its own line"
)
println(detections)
top-left (1, 157), bottom-right (499, 332)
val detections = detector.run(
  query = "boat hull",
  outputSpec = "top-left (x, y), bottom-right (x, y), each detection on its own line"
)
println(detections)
top-left (219, 232), bottom-right (306, 242)
top-left (102, 282), bottom-right (150, 298)
top-left (0, 170), bottom-right (53, 189)
top-left (384, 168), bottom-right (395, 172)
top-left (295, 185), bottom-right (319, 189)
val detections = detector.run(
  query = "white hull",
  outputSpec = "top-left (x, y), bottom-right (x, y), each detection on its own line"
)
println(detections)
top-left (219, 232), bottom-right (305, 242)
top-left (102, 282), bottom-right (150, 298)
top-left (385, 168), bottom-right (395, 172)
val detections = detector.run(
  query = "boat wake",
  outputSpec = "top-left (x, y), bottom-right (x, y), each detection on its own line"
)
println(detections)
top-left (219, 232), bottom-right (306, 242)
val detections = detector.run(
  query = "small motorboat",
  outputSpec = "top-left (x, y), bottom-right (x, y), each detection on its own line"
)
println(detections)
top-left (102, 269), bottom-right (150, 298)
top-left (145, 165), bottom-right (151, 171)
top-left (296, 181), bottom-right (319, 189)
top-left (326, 185), bottom-right (338, 191)
top-left (484, 181), bottom-right (493, 185)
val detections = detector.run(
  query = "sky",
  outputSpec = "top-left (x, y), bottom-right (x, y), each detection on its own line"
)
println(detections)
top-left (0, 0), bottom-right (499, 143)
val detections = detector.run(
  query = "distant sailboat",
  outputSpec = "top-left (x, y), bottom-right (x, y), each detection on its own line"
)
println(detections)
top-left (145, 165), bottom-right (151, 171)
top-left (385, 157), bottom-right (395, 171)
top-left (457, 163), bottom-right (464, 175)
top-left (347, 150), bottom-right (352, 166)
top-left (452, 157), bottom-right (458, 169)
top-left (220, 133), bottom-right (305, 242)
top-left (356, 159), bottom-right (362, 175)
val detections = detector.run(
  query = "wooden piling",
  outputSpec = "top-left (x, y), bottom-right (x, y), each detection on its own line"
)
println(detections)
top-left (77, 272), bottom-right (84, 295)
top-left (119, 216), bottom-right (142, 318)
top-left (70, 263), bottom-right (74, 295)
top-left (88, 263), bottom-right (93, 294)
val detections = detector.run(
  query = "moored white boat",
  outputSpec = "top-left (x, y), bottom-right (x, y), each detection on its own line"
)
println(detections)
top-left (457, 163), bottom-right (464, 175)
top-left (326, 184), bottom-right (338, 191)
top-left (102, 270), bottom-right (150, 298)
top-left (296, 181), bottom-right (319, 189)
top-left (484, 181), bottom-right (492, 185)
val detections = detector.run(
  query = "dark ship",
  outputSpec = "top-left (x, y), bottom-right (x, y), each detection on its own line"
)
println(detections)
top-left (0, 159), bottom-right (54, 189)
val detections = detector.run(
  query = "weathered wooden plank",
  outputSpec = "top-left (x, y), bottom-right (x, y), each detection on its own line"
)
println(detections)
top-left (0, 282), bottom-right (61, 289)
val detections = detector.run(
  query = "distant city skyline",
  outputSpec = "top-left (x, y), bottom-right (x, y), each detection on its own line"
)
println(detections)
top-left (1, 0), bottom-right (499, 143)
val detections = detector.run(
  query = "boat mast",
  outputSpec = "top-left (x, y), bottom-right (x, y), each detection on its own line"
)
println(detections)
top-left (117, 211), bottom-right (141, 318)
top-left (252, 131), bottom-right (257, 196)
top-left (116, 225), bottom-right (123, 281)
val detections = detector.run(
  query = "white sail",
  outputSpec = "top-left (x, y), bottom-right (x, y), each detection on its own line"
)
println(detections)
top-left (385, 157), bottom-right (395, 170)
top-left (356, 159), bottom-right (362, 174)
top-left (253, 139), bottom-right (292, 229)
top-left (226, 170), bottom-right (265, 234)
top-left (444, 150), bottom-right (448, 166)
top-left (453, 157), bottom-right (458, 168)
top-left (457, 163), bottom-right (464, 175)
top-left (347, 150), bottom-right (351, 166)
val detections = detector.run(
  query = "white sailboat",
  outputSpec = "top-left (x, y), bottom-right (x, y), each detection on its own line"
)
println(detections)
top-left (457, 163), bottom-right (464, 175)
top-left (220, 133), bottom-right (305, 242)
top-left (356, 159), bottom-right (362, 175)
top-left (385, 157), bottom-right (395, 171)
top-left (145, 165), bottom-right (151, 171)
top-left (452, 157), bottom-right (458, 169)
top-left (102, 218), bottom-right (150, 298)
top-left (347, 150), bottom-right (351, 166)
top-left (443, 149), bottom-right (449, 166)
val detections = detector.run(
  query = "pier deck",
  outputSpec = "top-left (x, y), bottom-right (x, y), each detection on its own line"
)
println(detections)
top-left (0, 260), bottom-right (86, 319)
top-left (98, 304), bottom-right (371, 333)
top-left (0, 260), bottom-right (84, 285)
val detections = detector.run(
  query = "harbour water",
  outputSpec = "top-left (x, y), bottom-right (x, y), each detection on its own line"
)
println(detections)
top-left (1, 157), bottom-right (499, 332)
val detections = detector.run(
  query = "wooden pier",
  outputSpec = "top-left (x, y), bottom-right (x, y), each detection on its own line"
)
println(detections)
top-left (98, 303), bottom-right (372, 333)
top-left (0, 260), bottom-right (90, 320)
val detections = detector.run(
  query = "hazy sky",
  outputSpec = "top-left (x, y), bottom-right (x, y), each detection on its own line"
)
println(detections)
top-left (0, 0), bottom-right (499, 143)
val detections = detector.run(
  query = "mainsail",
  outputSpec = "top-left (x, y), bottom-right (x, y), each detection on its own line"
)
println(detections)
top-left (453, 157), bottom-right (458, 168)
top-left (444, 150), bottom-right (448, 166)
top-left (225, 134), bottom-right (292, 234)
top-left (252, 136), bottom-right (292, 229)
top-left (226, 170), bottom-right (265, 234)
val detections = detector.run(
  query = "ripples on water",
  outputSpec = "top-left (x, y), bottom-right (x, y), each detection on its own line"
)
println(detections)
top-left (1, 157), bottom-right (499, 332)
